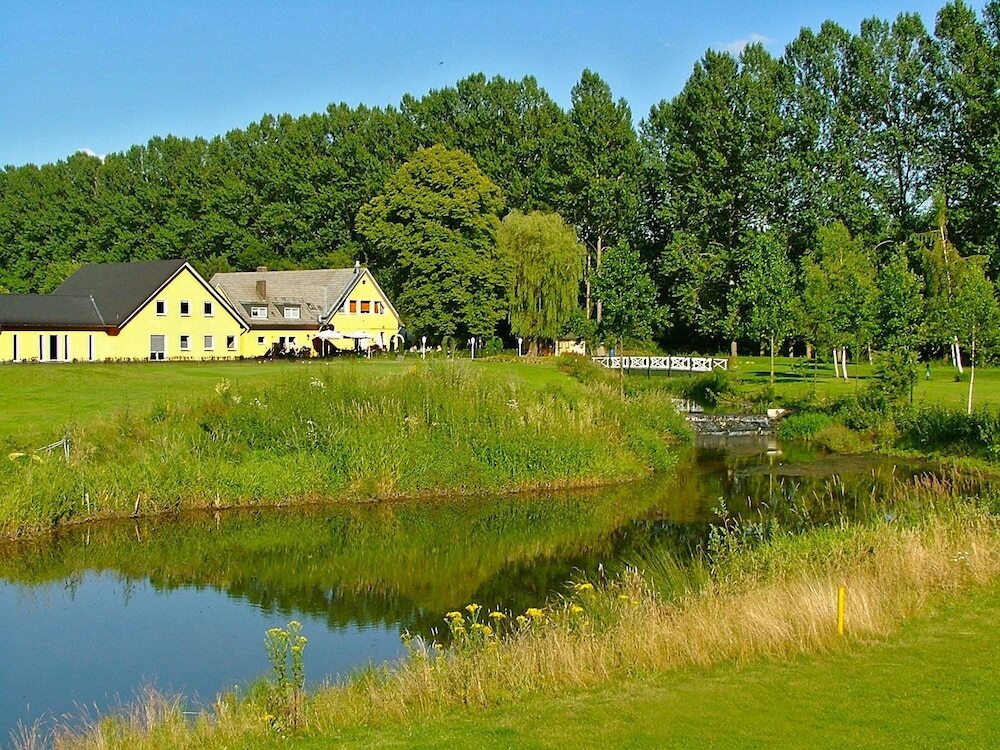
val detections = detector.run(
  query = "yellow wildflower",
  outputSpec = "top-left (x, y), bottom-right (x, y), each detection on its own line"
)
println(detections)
top-left (465, 603), bottom-right (482, 616)
top-left (574, 582), bottom-right (594, 593)
top-left (570, 604), bottom-right (584, 614)
top-left (526, 607), bottom-right (544, 619)
top-left (489, 611), bottom-right (507, 621)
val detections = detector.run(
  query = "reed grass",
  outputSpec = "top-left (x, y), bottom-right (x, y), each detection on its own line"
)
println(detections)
top-left (38, 474), bottom-right (1000, 750)
top-left (0, 361), bottom-right (687, 538)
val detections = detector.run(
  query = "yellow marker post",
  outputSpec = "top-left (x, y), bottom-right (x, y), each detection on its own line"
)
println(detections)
top-left (837, 585), bottom-right (846, 636)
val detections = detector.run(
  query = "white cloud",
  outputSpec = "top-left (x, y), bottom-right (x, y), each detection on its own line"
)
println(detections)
top-left (79, 148), bottom-right (106, 162)
top-left (720, 32), bottom-right (773, 54)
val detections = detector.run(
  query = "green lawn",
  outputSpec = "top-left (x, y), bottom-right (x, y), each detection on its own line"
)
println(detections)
top-left (728, 356), bottom-right (1000, 410)
top-left (283, 586), bottom-right (1000, 749)
top-left (2, 355), bottom-right (995, 445)
top-left (0, 358), bottom-right (410, 442)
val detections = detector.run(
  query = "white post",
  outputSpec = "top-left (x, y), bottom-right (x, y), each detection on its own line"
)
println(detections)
top-left (470, 336), bottom-right (476, 360)
top-left (841, 346), bottom-right (849, 381)
top-left (421, 335), bottom-right (427, 360)
top-left (517, 337), bottom-right (523, 356)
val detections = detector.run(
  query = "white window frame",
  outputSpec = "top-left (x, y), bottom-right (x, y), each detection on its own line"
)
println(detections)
top-left (250, 306), bottom-right (268, 320)
top-left (156, 300), bottom-right (166, 316)
top-left (180, 334), bottom-right (191, 352)
top-left (203, 301), bottom-right (214, 317)
top-left (257, 335), bottom-right (266, 345)
top-left (226, 335), bottom-right (237, 351)
top-left (204, 335), bottom-right (214, 351)
top-left (283, 306), bottom-right (300, 319)
top-left (180, 300), bottom-right (190, 316)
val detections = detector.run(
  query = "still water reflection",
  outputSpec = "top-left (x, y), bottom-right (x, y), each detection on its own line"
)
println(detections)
top-left (0, 437), bottom-right (937, 739)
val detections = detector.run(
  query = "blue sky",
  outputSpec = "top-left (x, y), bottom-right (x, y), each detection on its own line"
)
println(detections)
top-left (0, 0), bottom-right (969, 167)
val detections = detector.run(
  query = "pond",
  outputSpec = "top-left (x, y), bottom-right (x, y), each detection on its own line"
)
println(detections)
top-left (0, 438), bottom-right (941, 741)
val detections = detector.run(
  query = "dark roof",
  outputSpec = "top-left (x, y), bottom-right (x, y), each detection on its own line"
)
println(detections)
top-left (0, 294), bottom-right (105, 328)
top-left (53, 259), bottom-right (186, 326)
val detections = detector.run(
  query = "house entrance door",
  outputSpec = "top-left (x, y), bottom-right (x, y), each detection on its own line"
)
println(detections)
top-left (150, 335), bottom-right (166, 361)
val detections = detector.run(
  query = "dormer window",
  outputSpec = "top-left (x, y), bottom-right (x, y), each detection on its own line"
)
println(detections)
top-left (251, 306), bottom-right (268, 320)
top-left (283, 306), bottom-right (300, 319)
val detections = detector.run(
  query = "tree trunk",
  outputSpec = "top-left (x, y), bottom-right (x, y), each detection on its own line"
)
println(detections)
top-left (832, 347), bottom-right (840, 379)
top-left (841, 346), bottom-right (849, 381)
top-left (529, 339), bottom-right (538, 356)
top-left (806, 342), bottom-right (813, 360)
top-left (730, 340), bottom-right (738, 357)
top-left (967, 331), bottom-right (976, 415)
top-left (595, 235), bottom-right (604, 324)
top-left (585, 252), bottom-right (592, 320)
top-left (769, 335), bottom-right (776, 385)
top-left (954, 337), bottom-right (964, 374)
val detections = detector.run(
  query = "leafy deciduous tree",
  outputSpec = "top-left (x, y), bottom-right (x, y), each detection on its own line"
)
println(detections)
top-left (498, 211), bottom-right (585, 353)
top-left (356, 145), bottom-right (508, 340)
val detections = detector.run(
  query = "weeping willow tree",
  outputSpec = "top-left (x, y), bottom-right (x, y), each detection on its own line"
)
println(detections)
top-left (499, 211), bottom-right (585, 354)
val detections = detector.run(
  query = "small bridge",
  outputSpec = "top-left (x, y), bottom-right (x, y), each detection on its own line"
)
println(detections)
top-left (592, 356), bottom-right (729, 373)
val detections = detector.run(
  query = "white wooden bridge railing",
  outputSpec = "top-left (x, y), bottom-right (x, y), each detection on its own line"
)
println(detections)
top-left (591, 356), bottom-right (729, 372)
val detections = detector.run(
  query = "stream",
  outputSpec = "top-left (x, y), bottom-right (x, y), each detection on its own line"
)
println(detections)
top-left (0, 437), bottom-right (943, 740)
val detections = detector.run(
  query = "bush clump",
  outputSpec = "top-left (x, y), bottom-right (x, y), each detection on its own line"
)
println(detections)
top-left (776, 412), bottom-right (833, 441)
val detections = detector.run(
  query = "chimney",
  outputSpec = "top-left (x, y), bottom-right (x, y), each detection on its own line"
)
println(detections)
top-left (354, 259), bottom-right (360, 275)
top-left (256, 268), bottom-right (267, 299)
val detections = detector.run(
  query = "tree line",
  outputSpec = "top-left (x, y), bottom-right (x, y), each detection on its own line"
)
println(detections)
top-left (1, 1), bottom-right (998, 367)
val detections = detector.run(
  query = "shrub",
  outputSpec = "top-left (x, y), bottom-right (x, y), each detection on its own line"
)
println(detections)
top-left (665, 370), bottom-right (736, 408)
top-left (813, 424), bottom-right (870, 454)
top-left (776, 412), bottom-right (833, 441)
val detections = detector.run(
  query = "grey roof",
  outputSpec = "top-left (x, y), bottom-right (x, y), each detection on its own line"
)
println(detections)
top-left (210, 268), bottom-right (361, 327)
top-left (0, 294), bottom-right (105, 328)
top-left (53, 259), bottom-right (186, 326)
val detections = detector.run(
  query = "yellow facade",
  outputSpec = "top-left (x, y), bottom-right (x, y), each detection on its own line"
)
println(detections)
top-left (112, 268), bottom-right (245, 361)
top-left (327, 271), bottom-right (402, 349)
top-left (238, 328), bottom-right (313, 358)
top-left (233, 269), bottom-right (402, 357)
top-left (0, 267), bottom-right (246, 363)
top-left (0, 329), bottom-right (102, 363)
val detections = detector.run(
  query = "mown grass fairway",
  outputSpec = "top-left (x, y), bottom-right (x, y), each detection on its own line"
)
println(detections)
top-left (728, 356), bottom-right (1000, 410)
top-left (0, 357), bottom-right (576, 442)
top-left (280, 586), bottom-right (1000, 750)
top-left (3, 356), bottom-right (997, 444)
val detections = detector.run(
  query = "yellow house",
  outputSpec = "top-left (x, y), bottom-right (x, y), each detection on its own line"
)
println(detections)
top-left (0, 260), bottom-right (248, 362)
top-left (211, 263), bottom-right (403, 357)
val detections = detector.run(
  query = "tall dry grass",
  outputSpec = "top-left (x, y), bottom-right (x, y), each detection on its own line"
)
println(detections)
top-left (38, 476), bottom-right (1000, 750)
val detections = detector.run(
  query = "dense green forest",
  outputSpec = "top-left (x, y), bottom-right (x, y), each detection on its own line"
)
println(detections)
top-left (1, 1), bottom-right (998, 358)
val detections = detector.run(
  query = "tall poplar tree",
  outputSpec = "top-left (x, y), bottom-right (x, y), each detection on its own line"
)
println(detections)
top-left (560, 70), bottom-right (641, 322)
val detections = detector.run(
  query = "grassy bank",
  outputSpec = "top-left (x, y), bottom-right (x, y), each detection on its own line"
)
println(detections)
top-left (35, 474), bottom-right (1000, 749)
top-left (0, 360), bottom-right (686, 538)
top-left (289, 585), bottom-right (1000, 749)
